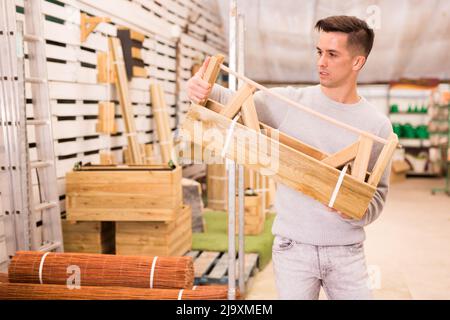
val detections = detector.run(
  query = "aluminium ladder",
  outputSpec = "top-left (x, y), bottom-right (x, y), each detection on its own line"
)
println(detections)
top-left (1, 0), bottom-right (32, 259)
top-left (1, 0), bottom-right (63, 254)
top-left (22, 0), bottom-right (64, 252)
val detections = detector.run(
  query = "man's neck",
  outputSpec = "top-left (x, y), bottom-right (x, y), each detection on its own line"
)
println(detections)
top-left (320, 83), bottom-right (360, 104)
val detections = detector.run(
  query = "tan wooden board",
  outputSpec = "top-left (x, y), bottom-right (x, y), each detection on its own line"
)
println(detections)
top-left (133, 66), bottom-right (147, 78)
top-left (151, 83), bottom-right (176, 164)
top-left (109, 37), bottom-right (142, 164)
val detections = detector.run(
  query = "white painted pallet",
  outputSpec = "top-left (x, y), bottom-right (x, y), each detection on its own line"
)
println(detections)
top-left (12, 0), bottom-right (226, 226)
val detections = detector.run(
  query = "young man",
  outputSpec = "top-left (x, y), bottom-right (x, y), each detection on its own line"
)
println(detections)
top-left (186, 15), bottom-right (392, 300)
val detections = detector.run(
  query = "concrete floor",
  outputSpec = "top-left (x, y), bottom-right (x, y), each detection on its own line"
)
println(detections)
top-left (245, 178), bottom-right (450, 300)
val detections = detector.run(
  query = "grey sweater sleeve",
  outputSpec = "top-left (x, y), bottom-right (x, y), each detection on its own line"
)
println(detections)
top-left (210, 84), bottom-right (291, 129)
top-left (344, 121), bottom-right (394, 227)
top-left (209, 84), bottom-right (234, 105)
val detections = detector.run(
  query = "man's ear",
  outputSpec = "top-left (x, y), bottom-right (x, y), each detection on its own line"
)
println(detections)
top-left (352, 55), bottom-right (366, 71)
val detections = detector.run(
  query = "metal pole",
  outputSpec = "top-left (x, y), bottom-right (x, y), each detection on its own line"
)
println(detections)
top-left (227, 0), bottom-right (237, 301)
top-left (237, 13), bottom-right (246, 295)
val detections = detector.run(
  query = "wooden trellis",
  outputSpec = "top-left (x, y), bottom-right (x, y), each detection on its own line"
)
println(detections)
top-left (181, 55), bottom-right (398, 220)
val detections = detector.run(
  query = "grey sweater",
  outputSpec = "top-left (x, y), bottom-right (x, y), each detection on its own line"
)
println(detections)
top-left (210, 84), bottom-right (393, 246)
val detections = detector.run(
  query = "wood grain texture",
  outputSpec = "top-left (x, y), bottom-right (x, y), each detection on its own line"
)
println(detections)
top-left (109, 37), bottom-right (142, 164)
top-left (220, 83), bottom-right (256, 118)
top-left (206, 100), bottom-right (327, 160)
top-left (132, 66), bottom-right (147, 78)
top-left (150, 83), bottom-right (176, 164)
top-left (241, 95), bottom-right (261, 132)
top-left (352, 136), bottom-right (374, 182)
top-left (199, 54), bottom-right (225, 106)
top-left (206, 164), bottom-right (227, 210)
top-left (231, 195), bottom-right (265, 235)
top-left (182, 104), bottom-right (376, 219)
top-left (116, 205), bottom-right (192, 257)
top-left (322, 141), bottom-right (359, 168)
top-left (65, 166), bottom-right (182, 221)
top-left (96, 101), bottom-right (116, 134)
top-left (62, 221), bottom-right (115, 254)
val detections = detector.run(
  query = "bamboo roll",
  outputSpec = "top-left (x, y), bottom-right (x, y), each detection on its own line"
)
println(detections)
top-left (8, 251), bottom-right (193, 289)
top-left (0, 282), bottom-right (238, 300)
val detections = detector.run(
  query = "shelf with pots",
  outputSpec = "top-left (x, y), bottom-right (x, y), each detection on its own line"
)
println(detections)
top-left (387, 84), bottom-right (444, 177)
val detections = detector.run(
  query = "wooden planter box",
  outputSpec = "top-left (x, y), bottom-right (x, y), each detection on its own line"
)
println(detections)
top-left (65, 164), bottom-right (182, 222)
top-left (181, 55), bottom-right (398, 220)
top-left (62, 220), bottom-right (115, 254)
top-left (233, 194), bottom-right (265, 235)
top-left (206, 164), bottom-right (227, 210)
top-left (115, 205), bottom-right (192, 257)
top-left (207, 164), bottom-right (276, 212)
top-left (182, 103), bottom-right (392, 220)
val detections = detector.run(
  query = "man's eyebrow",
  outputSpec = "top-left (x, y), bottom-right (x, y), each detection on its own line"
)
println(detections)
top-left (316, 47), bottom-right (340, 54)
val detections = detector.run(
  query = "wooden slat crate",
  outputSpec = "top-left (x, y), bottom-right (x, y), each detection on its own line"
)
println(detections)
top-left (181, 56), bottom-right (398, 220)
top-left (62, 220), bottom-right (115, 254)
top-left (206, 163), bottom-right (227, 210)
top-left (65, 164), bottom-right (182, 222)
top-left (233, 194), bottom-right (265, 236)
top-left (207, 164), bottom-right (274, 213)
top-left (115, 205), bottom-right (192, 257)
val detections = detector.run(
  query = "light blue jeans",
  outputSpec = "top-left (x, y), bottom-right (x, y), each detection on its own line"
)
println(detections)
top-left (272, 235), bottom-right (372, 300)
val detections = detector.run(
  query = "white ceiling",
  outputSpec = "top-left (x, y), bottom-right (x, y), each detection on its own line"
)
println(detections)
top-left (214, 0), bottom-right (450, 83)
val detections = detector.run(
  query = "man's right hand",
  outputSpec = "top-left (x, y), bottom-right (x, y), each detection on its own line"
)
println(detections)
top-left (186, 57), bottom-right (212, 104)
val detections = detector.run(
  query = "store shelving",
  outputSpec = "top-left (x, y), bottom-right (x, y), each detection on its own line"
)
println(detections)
top-left (388, 83), bottom-right (443, 177)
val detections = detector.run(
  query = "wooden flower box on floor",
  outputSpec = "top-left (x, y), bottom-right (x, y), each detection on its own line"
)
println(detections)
top-left (207, 163), bottom-right (276, 212)
top-left (65, 164), bottom-right (182, 222)
top-left (232, 194), bottom-right (265, 236)
top-left (62, 220), bottom-right (115, 254)
top-left (115, 205), bottom-right (192, 257)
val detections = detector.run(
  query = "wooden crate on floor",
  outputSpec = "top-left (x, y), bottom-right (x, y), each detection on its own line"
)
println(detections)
top-left (243, 169), bottom-right (276, 211)
top-left (62, 220), bottom-right (115, 254)
top-left (206, 163), bottom-right (227, 210)
top-left (65, 164), bottom-right (182, 222)
top-left (115, 205), bottom-right (192, 257)
top-left (207, 164), bottom-right (275, 217)
top-left (232, 194), bottom-right (265, 235)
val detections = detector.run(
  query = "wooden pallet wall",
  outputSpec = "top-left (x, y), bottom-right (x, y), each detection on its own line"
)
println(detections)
top-left (13, 0), bottom-right (226, 238)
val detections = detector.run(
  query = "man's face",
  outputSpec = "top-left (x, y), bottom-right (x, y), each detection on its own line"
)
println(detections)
top-left (316, 31), bottom-right (360, 88)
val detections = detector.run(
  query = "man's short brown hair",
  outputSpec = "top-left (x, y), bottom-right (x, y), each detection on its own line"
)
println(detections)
top-left (315, 15), bottom-right (375, 58)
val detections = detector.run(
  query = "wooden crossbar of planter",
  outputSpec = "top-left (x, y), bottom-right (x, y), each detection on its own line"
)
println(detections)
top-left (65, 164), bottom-right (182, 222)
top-left (180, 55), bottom-right (399, 220)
